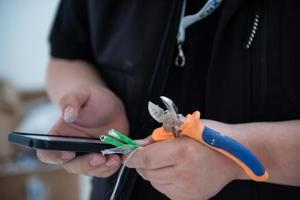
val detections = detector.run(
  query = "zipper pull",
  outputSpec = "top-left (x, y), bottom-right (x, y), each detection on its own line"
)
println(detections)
top-left (175, 40), bottom-right (185, 67)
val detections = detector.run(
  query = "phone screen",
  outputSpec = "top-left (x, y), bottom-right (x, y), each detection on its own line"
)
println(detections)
top-left (24, 134), bottom-right (103, 143)
top-left (8, 132), bottom-right (113, 153)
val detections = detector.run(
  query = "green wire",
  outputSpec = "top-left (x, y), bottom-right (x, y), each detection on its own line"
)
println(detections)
top-left (99, 135), bottom-right (126, 147)
top-left (108, 129), bottom-right (139, 147)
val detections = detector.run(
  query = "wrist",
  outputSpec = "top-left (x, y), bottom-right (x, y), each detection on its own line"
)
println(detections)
top-left (220, 124), bottom-right (249, 180)
top-left (201, 120), bottom-right (251, 180)
top-left (216, 122), bottom-right (270, 181)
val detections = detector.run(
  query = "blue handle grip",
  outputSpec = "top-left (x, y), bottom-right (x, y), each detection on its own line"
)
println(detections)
top-left (202, 127), bottom-right (268, 181)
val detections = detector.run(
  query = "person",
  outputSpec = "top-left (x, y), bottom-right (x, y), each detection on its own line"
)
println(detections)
top-left (37, 0), bottom-right (300, 199)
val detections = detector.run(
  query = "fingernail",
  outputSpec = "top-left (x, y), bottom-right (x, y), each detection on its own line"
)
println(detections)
top-left (63, 106), bottom-right (77, 123)
top-left (106, 158), bottom-right (118, 167)
top-left (90, 156), bottom-right (105, 167)
top-left (61, 152), bottom-right (75, 160)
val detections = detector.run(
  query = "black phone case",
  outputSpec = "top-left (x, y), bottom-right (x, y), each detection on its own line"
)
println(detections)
top-left (8, 132), bottom-right (114, 153)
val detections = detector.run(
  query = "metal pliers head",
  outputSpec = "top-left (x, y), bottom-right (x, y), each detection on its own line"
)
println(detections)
top-left (148, 96), bottom-right (185, 136)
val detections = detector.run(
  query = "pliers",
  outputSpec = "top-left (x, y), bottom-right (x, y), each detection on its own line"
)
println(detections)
top-left (148, 96), bottom-right (269, 182)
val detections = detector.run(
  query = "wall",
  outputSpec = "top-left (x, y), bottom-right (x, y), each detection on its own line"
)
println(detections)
top-left (0, 1), bottom-right (92, 199)
top-left (0, 0), bottom-right (58, 90)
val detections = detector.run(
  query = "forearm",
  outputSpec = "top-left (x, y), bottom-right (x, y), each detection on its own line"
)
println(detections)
top-left (46, 58), bottom-right (104, 104)
top-left (205, 119), bottom-right (300, 186)
top-left (235, 120), bottom-right (300, 185)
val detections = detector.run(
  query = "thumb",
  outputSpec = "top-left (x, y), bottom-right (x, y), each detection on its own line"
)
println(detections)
top-left (59, 91), bottom-right (89, 123)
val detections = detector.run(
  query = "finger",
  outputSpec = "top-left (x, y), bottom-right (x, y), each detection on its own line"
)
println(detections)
top-left (85, 155), bottom-right (122, 177)
top-left (63, 154), bottom-right (121, 175)
top-left (125, 139), bottom-right (181, 169)
top-left (136, 167), bottom-right (174, 184)
top-left (105, 154), bottom-right (122, 167)
top-left (135, 135), bottom-right (154, 146)
top-left (59, 90), bottom-right (89, 123)
top-left (37, 150), bottom-right (76, 164)
top-left (63, 153), bottom-right (106, 174)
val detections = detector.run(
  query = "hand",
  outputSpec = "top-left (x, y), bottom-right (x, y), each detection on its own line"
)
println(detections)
top-left (125, 133), bottom-right (242, 200)
top-left (37, 85), bottom-right (129, 177)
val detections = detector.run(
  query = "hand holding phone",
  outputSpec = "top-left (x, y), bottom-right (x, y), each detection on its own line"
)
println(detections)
top-left (34, 84), bottom-right (129, 178)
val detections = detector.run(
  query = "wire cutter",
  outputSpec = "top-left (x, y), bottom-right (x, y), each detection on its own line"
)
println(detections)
top-left (148, 96), bottom-right (269, 182)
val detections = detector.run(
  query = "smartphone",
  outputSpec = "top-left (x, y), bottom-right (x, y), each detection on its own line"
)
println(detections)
top-left (8, 132), bottom-right (114, 153)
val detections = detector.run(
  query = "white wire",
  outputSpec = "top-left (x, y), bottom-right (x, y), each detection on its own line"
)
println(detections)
top-left (109, 148), bottom-right (139, 200)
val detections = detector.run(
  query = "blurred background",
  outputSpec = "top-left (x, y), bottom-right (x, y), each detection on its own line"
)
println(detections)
top-left (0, 1), bottom-right (91, 199)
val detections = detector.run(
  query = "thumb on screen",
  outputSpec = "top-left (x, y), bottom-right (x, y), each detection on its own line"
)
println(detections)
top-left (59, 92), bottom-right (89, 123)
top-left (63, 106), bottom-right (78, 123)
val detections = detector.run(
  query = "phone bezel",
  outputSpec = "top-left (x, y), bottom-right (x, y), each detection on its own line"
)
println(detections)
top-left (8, 132), bottom-right (114, 153)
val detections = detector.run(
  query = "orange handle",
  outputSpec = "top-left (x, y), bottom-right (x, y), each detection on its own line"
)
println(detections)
top-left (151, 111), bottom-right (269, 182)
top-left (151, 111), bottom-right (203, 142)
top-left (152, 127), bottom-right (175, 141)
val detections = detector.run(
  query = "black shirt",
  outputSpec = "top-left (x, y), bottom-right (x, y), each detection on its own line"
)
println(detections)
top-left (131, 1), bottom-right (222, 199)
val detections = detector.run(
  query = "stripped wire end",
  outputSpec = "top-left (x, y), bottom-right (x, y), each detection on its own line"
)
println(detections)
top-left (100, 129), bottom-right (140, 155)
top-left (101, 144), bottom-right (138, 155)
top-left (108, 129), bottom-right (139, 147)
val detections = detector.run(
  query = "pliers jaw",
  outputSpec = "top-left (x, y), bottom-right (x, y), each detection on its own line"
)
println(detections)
top-left (148, 96), bottom-right (185, 136)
